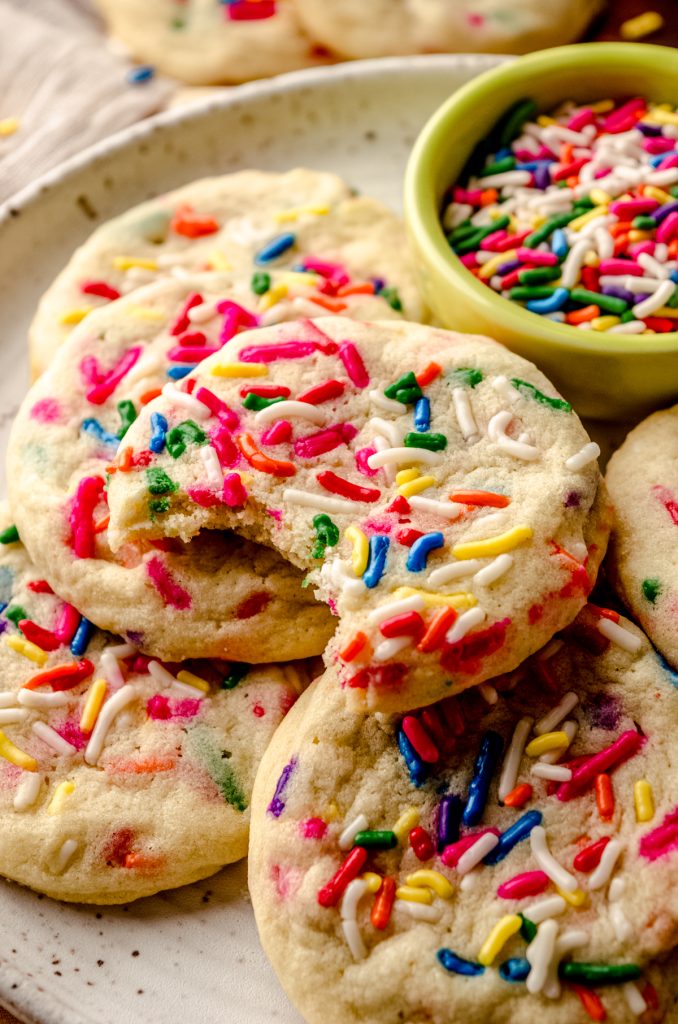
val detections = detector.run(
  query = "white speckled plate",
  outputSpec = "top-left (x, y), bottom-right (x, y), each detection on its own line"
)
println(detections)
top-left (0, 55), bottom-right (505, 1024)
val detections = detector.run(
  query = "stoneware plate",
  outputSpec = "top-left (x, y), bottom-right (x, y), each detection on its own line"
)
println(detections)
top-left (0, 54), bottom-right (505, 1024)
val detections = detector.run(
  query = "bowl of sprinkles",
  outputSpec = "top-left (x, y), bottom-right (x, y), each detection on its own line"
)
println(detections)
top-left (405, 43), bottom-right (678, 420)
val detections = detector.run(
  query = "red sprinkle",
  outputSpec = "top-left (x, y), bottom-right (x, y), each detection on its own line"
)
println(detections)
top-left (380, 611), bottom-right (425, 639)
top-left (81, 280), bottom-right (121, 301)
top-left (239, 384), bottom-right (290, 399)
top-left (170, 292), bottom-right (203, 335)
top-left (18, 620), bottom-right (61, 651)
top-left (171, 205), bottom-right (219, 238)
top-left (409, 826), bottom-right (435, 861)
top-left (395, 528), bottom-right (424, 547)
top-left (573, 836), bottom-right (611, 872)
top-left (22, 660), bottom-right (94, 691)
top-left (236, 591), bottom-right (271, 620)
top-left (417, 607), bottom-right (457, 653)
top-left (316, 471), bottom-right (380, 503)
top-left (385, 496), bottom-right (411, 515)
top-left (401, 715), bottom-right (439, 763)
top-left (297, 379), bottom-right (345, 404)
top-left (371, 876), bottom-right (396, 930)
top-left (317, 847), bottom-right (368, 907)
top-left (27, 580), bottom-right (53, 594)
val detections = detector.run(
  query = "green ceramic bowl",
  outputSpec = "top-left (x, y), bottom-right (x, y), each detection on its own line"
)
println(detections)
top-left (404, 43), bottom-right (678, 421)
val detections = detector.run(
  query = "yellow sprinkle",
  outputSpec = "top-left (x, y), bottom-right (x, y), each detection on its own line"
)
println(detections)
top-left (395, 468), bottom-right (419, 485)
top-left (274, 204), bottom-right (330, 223)
top-left (647, 108), bottom-right (678, 127)
top-left (211, 362), bottom-right (268, 378)
top-left (324, 802), bottom-right (340, 822)
top-left (0, 731), bottom-right (37, 772)
top-left (634, 779), bottom-right (654, 823)
top-left (590, 99), bottom-right (615, 113)
top-left (345, 525), bottom-right (369, 576)
top-left (257, 283), bottom-right (288, 312)
top-left (479, 250), bottom-right (517, 281)
top-left (526, 731), bottom-right (571, 757)
top-left (392, 586), bottom-right (476, 609)
top-left (59, 307), bottom-right (92, 326)
top-left (176, 670), bottom-right (210, 693)
top-left (361, 872), bottom-right (383, 894)
top-left (556, 885), bottom-right (588, 907)
top-left (531, 214), bottom-right (546, 229)
top-left (80, 678), bottom-right (107, 734)
top-left (569, 206), bottom-right (608, 232)
top-left (628, 230), bottom-right (653, 243)
top-left (478, 914), bottom-right (522, 966)
top-left (112, 256), bottom-right (158, 271)
top-left (6, 635), bottom-right (48, 666)
top-left (582, 254), bottom-right (600, 269)
top-left (398, 475), bottom-right (436, 499)
top-left (589, 189), bottom-right (612, 206)
top-left (406, 870), bottom-right (454, 899)
top-left (653, 307), bottom-right (678, 318)
top-left (0, 117), bottom-right (20, 137)
top-left (537, 115), bottom-right (556, 127)
top-left (453, 525), bottom-right (533, 561)
top-left (591, 316), bottom-right (621, 331)
top-left (643, 186), bottom-right (672, 203)
top-left (392, 807), bottom-right (420, 842)
top-left (127, 306), bottom-right (166, 321)
top-left (277, 271), bottom-right (321, 289)
top-left (207, 250), bottom-right (232, 272)
top-left (395, 885), bottom-right (433, 905)
top-left (48, 780), bottom-right (75, 816)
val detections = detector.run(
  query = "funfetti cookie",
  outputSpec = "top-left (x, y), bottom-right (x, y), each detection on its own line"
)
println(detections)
top-left (248, 607), bottom-right (678, 1024)
top-left (10, 275), bottom-right (342, 665)
top-left (95, 0), bottom-right (328, 85)
top-left (292, 0), bottom-right (603, 60)
top-left (29, 168), bottom-right (424, 377)
top-left (606, 406), bottom-right (678, 672)
top-left (106, 316), bottom-right (611, 713)
top-left (0, 505), bottom-right (314, 904)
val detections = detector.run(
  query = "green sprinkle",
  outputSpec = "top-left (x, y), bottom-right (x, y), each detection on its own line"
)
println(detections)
top-left (668, 286), bottom-right (678, 309)
top-left (185, 727), bottom-right (247, 811)
top-left (453, 216), bottom-right (510, 255)
top-left (449, 367), bottom-right (483, 389)
top-left (149, 497), bottom-right (170, 517)
top-left (166, 419), bottom-right (208, 459)
top-left (509, 286), bottom-right (558, 301)
top-left (379, 286), bottom-right (403, 312)
top-left (517, 267), bottom-right (561, 285)
top-left (498, 98), bottom-right (537, 148)
top-left (519, 914), bottom-right (537, 943)
top-left (353, 830), bottom-right (398, 850)
top-left (524, 211), bottom-right (579, 249)
top-left (573, 197), bottom-right (595, 211)
top-left (671, 186), bottom-right (678, 199)
top-left (243, 393), bottom-right (284, 412)
top-left (0, 525), bottom-right (19, 545)
top-left (6, 605), bottom-right (27, 628)
top-left (146, 467), bottom-right (178, 495)
top-left (570, 289), bottom-right (627, 314)
top-left (312, 514), bottom-right (339, 560)
top-left (384, 371), bottom-right (423, 405)
top-left (403, 431), bottom-right (447, 451)
top-left (171, 17), bottom-right (185, 29)
top-left (116, 400), bottom-right (137, 439)
top-left (621, 310), bottom-right (637, 323)
top-left (510, 378), bottom-right (572, 412)
top-left (559, 963), bottom-right (642, 986)
top-left (632, 215), bottom-right (657, 230)
top-left (479, 156), bottom-right (516, 177)
top-left (301, 575), bottom-right (312, 589)
top-left (222, 663), bottom-right (249, 689)
top-left (251, 271), bottom-right (271, 295)
top-left (642, 578), bottom-right (662, 604)
top-left (448, 221), bottom-right (476, 245)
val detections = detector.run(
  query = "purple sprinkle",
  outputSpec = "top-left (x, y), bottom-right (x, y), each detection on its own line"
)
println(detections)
top-left (637, 122), bottom-right (663, 137)
top-left (534, 165), bottom-right (551, 190)
top-left (564, 490), bottom-right (581, 508)
top-left (0, 621), bottom-right (7, 635)
top-left (587, 693), bottom-right (621, 731)
top-left (601, 285), bottom-right (636, 305)
top-left (268, 756), bottom-right (298, 818)
top-left (437, 793), bottom-right (463, 852)
top-left (653, 200), bottom-right (678, 224)
top-left (497, 259), bottom-right (521, 275)
top-left (126, 630), bottom-right (144, 645)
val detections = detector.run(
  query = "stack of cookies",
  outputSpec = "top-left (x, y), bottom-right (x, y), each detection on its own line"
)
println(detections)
top-left (2, 166), bottom-right (677, 1022)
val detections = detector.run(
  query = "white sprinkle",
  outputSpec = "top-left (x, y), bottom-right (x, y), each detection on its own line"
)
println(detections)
top-left (646, 167), bottom-right (678, 186)
top-left (597, 618), bottom-right (642, 653)
top-left (479, 683), bottom-right (498, 705)
top-left (608, 877), bottom-right (626, 902)
top-left (565, 442), bottom-right (600, 472)
top-left (459, 872), bottom-right (480, 893)
top-left (427, 560), bottom-right (482, 587)
top-left (445, 607), bottom-right (486, 645)
top-left (52, 839), bottom-right (78, 874)
top-left (373, 637), bottom-right (411, 662)
top-left (17, 690), bottom-right (70, 710)
top-left (491, 375), bottom-right (519, 404)
top-left (456, 831), bottom-right (499, 874)
top-left (255, 400), bottom-right (326, 426)
top-left (170, 682), bottom-right (206, 701)
top-left (589, 838), bottom-right (622, 890)
top-left (526, 919), bottom-right (558, 994)
top-left (396, 899), bottom-right (443, 922)
top-left (542, 929), bottom-right (588, 1000)
top-left (408, 496), bottom-right (463, 520)
top-left (368, 417), bottom-right (403, 448)
top-left (340, 878), bottom-right (368, 918)
top-left (539, 720), bottom-right (578, 764)
top-left (488, 410), bottom-right (539, 461)
top-left (608, 320), bottom-right (647, 335)
top-left (162, 384), bottom-right (212, 420)
top-left (283, 489), bottom-right (360, 515)
top-left (535, 692), bottom-right (579, 735)
top-left (560, 238), bottom-right (594, 290)
top-left (367, 447), bottom-right (442, 469)
top-left (373, 435), bottom-right (395, 484)
top-left (475, 169), bottom-right (532, 188)
top-left (0, 708), bottom-right (28, 724)
top-left (369, 390), bottom-right (403, 414)
top-left (637, 252), bottom-right (669, 279)
top-left (473, 553), bottom-right (513, 586)
top-left (105, 642), bottom-right (137, 659)
top-left (321, 560), bottom-right (365, 603)
top-left (610, 903), bottom-right (634, 942)
top-left (100, 649), bottom-right (125, 689)
top-left (84, 685), bottom-right (138, 766)
top-left (452, 388), bottom-right (480, 443)
top-left (200, 445), bottom-right (224, 487)
top-left (623, 982), bottom-right (648, 1016)
top-left (531, 763), bottom-right (572, 782)
top-left (32, 721), bottom-right (76, 756)
top-left (530, 826), bottom-right (578, 892)
top-left (338, 814), bottom-right (368, 851)
top-left (524, 895), bottom-right (567, 924)
top-left (599, 274), bottom-right (665, 294)
top-left (633, 278), bottom-right (676, 318)
top-left (148, 660), bottom-right (177, 687)
top-left (0, 693), bottom-right (17, 709)
top-left (368, 595), bottom-right (425, 625)
top-left (13, 772), bottom-right (41, 811)
top-left (593, 225), bottom-right (615, 259)
top-left (187, 301), bottom-right (217, 324)
top-left (341, 919), bottom-right (367, 960)
top-left (498, 716), bottom-right (533, 800)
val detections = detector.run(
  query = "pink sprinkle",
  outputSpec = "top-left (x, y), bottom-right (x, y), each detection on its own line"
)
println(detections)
top-left (515, 248), bottom-right (558, 267)
top-left (30, 397), bottom-right (62, 423)
top-left (167, 345), bottom-right (220, 363)
top-left (496, 870), bottom-right (550, 900)
top-left (54, 603), bottom-right (80, 644)
top-left (187, 487), bottom-right (224, 508)
top-left (629, 241), bottom-right (656, 258)
top-left (69, 476), bottom-right (104, 558)
top-left (639, 807), bottom-right (678, 861)
top-left (238, 341), bottom-right (319, 363)
top-left (266, 508), bottom-right (283, 522)
top-left (170, 292), bottom-right (203, 336)
top-left (556, 730), bottom-right (643, 801)
top-left (453, 187), bottom-right (484, 205)
top-left (360, 516), bottom-right (393, 534)
top-left (195, 386), bottom-right (238, 428)
top-left (603, 98), bottom-right (646, 133)
top-left (657, 211), bottom-right (678, 244)
top-left (262, 420), bottom-right (292, 445)
top-left (223, 473), bottom-right (247, 507)
top-left (146, 556), bottom-right (192, 610)
top-left (302, 258), bottom-right (349, 286)
top-left (567, 108), bottom-right (595, 132)
top-left (441, 828), bottom-right (500, 868)
top-left (460, 253), bottom-right (478, 269)
top-left (146, 694), bottom-right (202, 720)
top-left (301, 818), bottom-right (327, 839)
top-left (298, 319), bottom-right (340, 354)
top-left (210, 423), bottom-right (239, 467)
top-left (479, 229), bottom-right (509, 251)
top-left (658, 154), bottom-right (678, 171)
top-left (55, 719), bottom-right (87, 751)
top-left (86, 346), bottom-right (142, 405)
top-left (609, 198), bottom-right (659, 216)
top-left (599, 258), bottom-right (643, 275)
top-left (338, 341), bottom-right (369, 388)
top-left (355, 447), bottom-right (378, 477)
top-left (467, 12), bottom-right (484, 26)
top-left (644, 137), bottom-right (675, 155)
top-left (294, 426), bottom-right (345, 459)
top-left (217, 300), bottom-right (258, 345)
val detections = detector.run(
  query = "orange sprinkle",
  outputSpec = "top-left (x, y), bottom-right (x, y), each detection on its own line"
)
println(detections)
top-left (123, 851), bottom-right (164, 870)
top-left (502, 783), bottom-right (533, 808)
top-left (93, 514), bottom-right (110, 534)
top-left (111, 757), bottom-right (176, 774)
top-left (170, 204), bottom-right (219, 238)
top-left (569, 984), bottom-right (606, 1021)
top-left (609, 221), bottom-right (632, 237)
top-left (595, 773), bottom-right (615, 821)
top-left (550, 541), bottom-right (582, 566)
top-left (336, 282), bottom-right (374, 297)
top-left (448, 490), bottom-right (509, 508)
top-left (339, 632), bottom-right (369, 663)
top-left (588, 604), bottom-right (620, 623)
top-left (417, 606), bottom-right (457, 653)
top-left (371, 876), bottom-right (396, 930)
top-left (116, 446), bottom-right (134, 472)
top-left (236, 433), bottom-right (296, 477)
top-left (566, 305), bottom-right (599, 325)
top-left (560, 143), bottom-right (574, 164)
top-left (140, 387), bottom-right (163, 405)
top-left (565, 175), bottom-right (579, 188)
top-left (415, 362), bottom-right (442, 387)
top-left (308, 295), bottom-right (348, 313)
top-left (480, 188), bottom-right (498, 206)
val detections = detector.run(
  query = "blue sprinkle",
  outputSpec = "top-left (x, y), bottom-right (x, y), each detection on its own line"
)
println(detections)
top-left (551, 228), bottom-right (569, 259)
top-left (81, 418), bottom-right (119, 448)
top-left (499, 958), bottom-right (530, 983)
top-left (414, 397), bottom-right (430, 432)
top-left (462, 730), bottom-right (503, 827)
top-left (406, 531), bottom-right (444, 572)
top-left (670, 269), bottom-right (678, 284)
top-left (650, 150), bottom-right (678, 167)
top-left (254, 233), bottom-right (296, 265)
top-left (437, 793), bottom-right (463, 851)
top-left (398, 729), bottom-right (428, 787)
top-left (167, 365), bottom-right (195, 380)
top-left (363, 535), bottom-right (389, 589)
top-left (658, 651), bottom-right (678, 689)
top-left (127, 65), bottom-right (155, 84)
top-left (70, 617), bottom-right (94, 657)
top-left (437, 949), bottom-right (485, 977)
top-left (484, 810), bottom-right (543, 865)
top-left (150, 412), bottom-right (169, 454)
top-left (526, 287), bottom-right (570, 314)
top-left (515, 159), bottom-right (553, 172)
